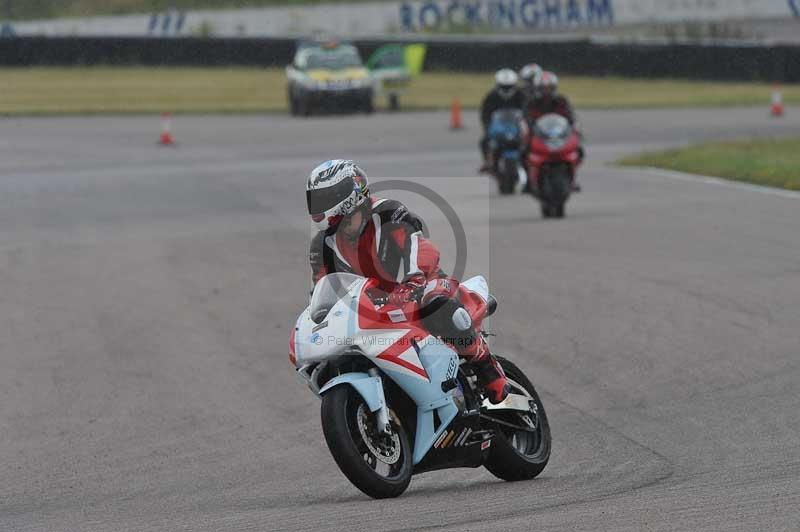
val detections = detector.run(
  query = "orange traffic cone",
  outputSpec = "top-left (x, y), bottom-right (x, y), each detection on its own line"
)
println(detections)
top-left (771, 85), bottom-right (784, 117)
top-left (159, 112), bottom-right (176, 146)
top-left (450, 97), bottom-right (463, 130)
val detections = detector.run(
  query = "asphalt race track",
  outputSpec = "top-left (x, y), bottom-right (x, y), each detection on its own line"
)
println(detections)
top-left (1, 108), bottom-right (799, 531)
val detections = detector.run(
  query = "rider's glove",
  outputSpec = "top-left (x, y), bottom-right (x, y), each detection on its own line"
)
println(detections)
top-left (387, 275), bottom-right (426, 306)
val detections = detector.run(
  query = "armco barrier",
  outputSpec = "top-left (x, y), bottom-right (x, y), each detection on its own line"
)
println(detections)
top-left (0, 36), bottom-right (797, 82)
top-left (0, 37), bottom-right (296, 66)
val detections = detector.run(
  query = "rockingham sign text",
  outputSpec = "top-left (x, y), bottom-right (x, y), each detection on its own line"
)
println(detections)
top-left (6, 0), bottom-right (797, 38)
top-left (399, 0), bottom-right (614, 31)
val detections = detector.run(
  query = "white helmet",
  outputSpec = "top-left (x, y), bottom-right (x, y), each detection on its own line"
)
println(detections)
top-left (519, 63), bottom-right (543, 86)
top-left (306, 159), bottom-right (369, 231)
top-left (494, 68), bottom-right (518, 100)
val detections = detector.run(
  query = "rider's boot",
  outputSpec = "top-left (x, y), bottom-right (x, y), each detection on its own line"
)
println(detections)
top-left (464, 336), bottom-right (510, 404)
top-left (479, 147), bottom-right (494, 174)
top-left (479, 155), bottom-right (492, 174)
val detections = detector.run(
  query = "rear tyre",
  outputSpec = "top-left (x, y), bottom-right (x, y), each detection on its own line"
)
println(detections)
top-left (484, 356), bottom-right (551, 481)
top-left (321, 385), bottom-right (412, 499)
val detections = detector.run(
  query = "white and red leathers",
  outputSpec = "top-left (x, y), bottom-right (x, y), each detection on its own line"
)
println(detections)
top-left (309, 197), bottom-right (509, 403)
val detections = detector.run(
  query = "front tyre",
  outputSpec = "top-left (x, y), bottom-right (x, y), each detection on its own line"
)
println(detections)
top-left (484, 356), bottom-right (551, 481)
top-left (497, 157), bottom-right (517, 195)
top-left (321, 385), bottom-right (412, 498)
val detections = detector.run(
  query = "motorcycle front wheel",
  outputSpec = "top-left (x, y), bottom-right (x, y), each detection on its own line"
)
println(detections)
top-left (497, 158), bottom-right (517, 195)
top-left (321, 385), bottom-right (412, 498)
top-left (484, 356), bottom-right (551, 481)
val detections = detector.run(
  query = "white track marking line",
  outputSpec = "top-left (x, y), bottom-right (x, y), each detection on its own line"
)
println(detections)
top-left (640, 167), bottom-right (800, 200)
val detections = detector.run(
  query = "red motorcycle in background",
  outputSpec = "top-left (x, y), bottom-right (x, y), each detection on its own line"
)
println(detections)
top-left (526, 113), bottom-right (582, 219)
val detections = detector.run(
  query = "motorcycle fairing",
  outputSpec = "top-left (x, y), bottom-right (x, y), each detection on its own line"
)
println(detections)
top-left (295, 273), bottom-right (491, 466)
top-left (412, 413), bottom-right (488, 475)
top-left (527, 112), bottom-right (581, 186)
top-left (377, 337), bottom-right (462, 464)
top-left (488, 110), bottom-right (525, 161)
top-left (294, 276), bottom-right (429, 381)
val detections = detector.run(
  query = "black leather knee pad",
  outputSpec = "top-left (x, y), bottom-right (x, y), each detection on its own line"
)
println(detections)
top-left (420, 296), bottom-right (476, 346)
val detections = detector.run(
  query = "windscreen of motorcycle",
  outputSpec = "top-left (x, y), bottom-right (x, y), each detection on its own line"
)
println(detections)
top-left (534, 113), bottom-right (570, 141)
top-left (535, 113), bottom-right (572, 150)
top-left (309, 272), bottom-right (363, 324)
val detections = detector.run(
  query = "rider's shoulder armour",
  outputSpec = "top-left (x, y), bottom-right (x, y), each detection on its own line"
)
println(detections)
top-left (371, 198), bottom-right (425, 234)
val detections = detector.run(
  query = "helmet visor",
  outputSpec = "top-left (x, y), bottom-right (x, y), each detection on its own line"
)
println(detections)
top-left (497, 85), bottom-right (515, 99)
top-left (307, 178), bottom-right (356, 215)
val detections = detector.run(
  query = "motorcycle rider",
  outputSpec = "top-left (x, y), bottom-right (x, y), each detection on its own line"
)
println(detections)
top-left (525, 71), bottom-right (576, 124)
top-left (525, 71), bottom-right (583, 191)
top-left (518, 63), bottom-right (543, 100)
top-left (479, 69), bottom-right (527, 173)
top-left (306, 159), bottom-right (510, 404)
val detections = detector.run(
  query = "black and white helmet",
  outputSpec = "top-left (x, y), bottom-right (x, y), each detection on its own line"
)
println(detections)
top-left (495, 68), bottom-right (519, 100)
top-left (306, 159), bottom-right (370, 231)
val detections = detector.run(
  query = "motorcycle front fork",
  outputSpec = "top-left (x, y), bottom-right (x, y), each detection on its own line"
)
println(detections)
top-left (368, 367), bottom-right (393, 435)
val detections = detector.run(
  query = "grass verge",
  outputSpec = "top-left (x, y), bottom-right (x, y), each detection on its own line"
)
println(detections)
top-left (1, 67), bottom-right (799, 116)
top-left (619, 138), bottom-right (800, 191)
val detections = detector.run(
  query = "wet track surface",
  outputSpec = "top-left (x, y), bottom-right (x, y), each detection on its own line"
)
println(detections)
top-left (1, 108), bottom-right (799, 531)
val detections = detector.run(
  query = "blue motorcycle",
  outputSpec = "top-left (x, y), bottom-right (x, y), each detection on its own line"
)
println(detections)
top-left (487, 108), bottom-right (528, 195)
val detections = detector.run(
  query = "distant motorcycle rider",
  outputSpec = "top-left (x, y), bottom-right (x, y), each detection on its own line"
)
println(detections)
top-left (306, 160), bottom-right (510, 404)
top-left (525, 71), bottom-right (576, 125)
top-left (518, 63), bottom-right (543, 100)
top-left (526, 71), bottom-right (584, 190)
top-left (479, 69), bottom-right (527, 172)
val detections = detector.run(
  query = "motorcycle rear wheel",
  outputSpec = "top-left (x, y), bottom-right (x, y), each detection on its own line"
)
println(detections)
top-left (484, 356), bottom-right (551, 481)
top-left (321, 385), bottom-right (412, 498)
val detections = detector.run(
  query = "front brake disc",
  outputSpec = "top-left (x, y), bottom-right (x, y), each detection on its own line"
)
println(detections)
top-left (357, 404), bottom-right (401, 464)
